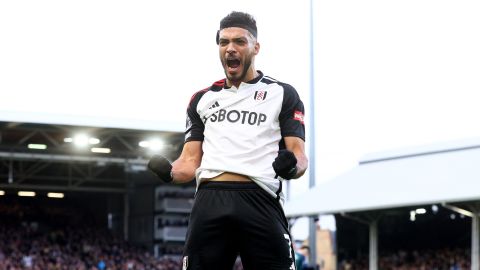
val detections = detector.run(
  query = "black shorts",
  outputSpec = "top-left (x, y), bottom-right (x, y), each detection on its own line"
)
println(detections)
top-left (182, 181), bottom-right (295, 270)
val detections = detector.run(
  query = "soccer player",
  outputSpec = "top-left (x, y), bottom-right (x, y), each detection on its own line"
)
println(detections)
top-left (148, 11), bottom-right (308, 270)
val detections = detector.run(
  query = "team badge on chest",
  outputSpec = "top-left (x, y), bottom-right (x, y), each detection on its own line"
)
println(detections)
top-left (254, 91), bottom-right (267, 101)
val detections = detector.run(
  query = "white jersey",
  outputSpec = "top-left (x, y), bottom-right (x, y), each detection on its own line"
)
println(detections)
top-left (185, 71), bottom-right (305, 204)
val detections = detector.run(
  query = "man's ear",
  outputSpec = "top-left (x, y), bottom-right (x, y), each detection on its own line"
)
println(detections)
top-left (254, 42), bottom-right (260, 55)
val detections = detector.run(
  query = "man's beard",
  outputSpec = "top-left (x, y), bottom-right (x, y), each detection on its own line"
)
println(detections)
top-left (224, 56), bottom-right (253, 84)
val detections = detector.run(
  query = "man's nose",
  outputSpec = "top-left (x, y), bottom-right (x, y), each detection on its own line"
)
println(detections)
top-left (226, 44), bottom-right (237, 54)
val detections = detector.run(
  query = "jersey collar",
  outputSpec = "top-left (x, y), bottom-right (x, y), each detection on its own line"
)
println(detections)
top-left (223, 70), bottom-right (264, 90)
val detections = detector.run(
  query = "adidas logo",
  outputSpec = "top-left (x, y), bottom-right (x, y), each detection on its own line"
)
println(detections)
top-left (208, 101), bottom-right (220, 110)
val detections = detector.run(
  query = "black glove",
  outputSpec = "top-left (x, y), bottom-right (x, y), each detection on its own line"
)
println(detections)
top-left (272, 149), bottom-right (298, 180)
top-left (147, 155), bottom-right (173, 183)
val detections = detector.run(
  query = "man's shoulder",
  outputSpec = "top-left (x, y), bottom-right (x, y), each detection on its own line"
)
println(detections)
top-left (188, 78), bottom-right (225, 105)
top-left (210, 78), bottom-right (226, 90)
top-left (260, 75), bottom-right (293, 87)
top-left (260, 75), bottom-right (298, 94)
top-left (200, 78), bottom-right (225, 93)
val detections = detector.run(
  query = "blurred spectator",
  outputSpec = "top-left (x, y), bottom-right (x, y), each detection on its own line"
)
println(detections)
top-left (338, 248), bottom-right (470, 270)
top-left (1, 197), bottom-right (471, 269)
top-left (0, 198), bottom-right (183, 270)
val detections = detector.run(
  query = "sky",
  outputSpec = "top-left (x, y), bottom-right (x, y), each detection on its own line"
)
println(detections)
top-left (1, 0), bottom-right (480, 240)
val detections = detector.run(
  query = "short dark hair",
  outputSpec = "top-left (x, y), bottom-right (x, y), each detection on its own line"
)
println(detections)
top-left (216, 11), bottom-right (257, 44)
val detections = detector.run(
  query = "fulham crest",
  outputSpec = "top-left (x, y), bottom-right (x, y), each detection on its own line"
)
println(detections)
top-left (254, 91), bottom-right (267, 101)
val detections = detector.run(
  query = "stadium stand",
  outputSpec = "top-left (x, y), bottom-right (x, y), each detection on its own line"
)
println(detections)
top-left (0, 122), bottom-right (188, 269)
top-left (153, 186), bottom-right (194, 258)
top-left (0, 194), bottom-right (183, 269)
top-left (285, 138), bottom-right (480, 269)
top-left (338, 248), bottom-right (470, 270)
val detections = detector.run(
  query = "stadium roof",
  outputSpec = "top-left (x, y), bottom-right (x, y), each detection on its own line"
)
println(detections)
top-left (284, 137), bottom-right (480, 217)
top-left (0, 121), bottom-right (185, 193)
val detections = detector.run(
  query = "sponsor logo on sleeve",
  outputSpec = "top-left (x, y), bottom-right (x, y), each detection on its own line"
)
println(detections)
top-left (293, 110), bottom-right (304, 124)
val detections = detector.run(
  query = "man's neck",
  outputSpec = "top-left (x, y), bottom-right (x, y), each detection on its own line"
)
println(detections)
top-left (228, 70), bottom-right (259, 88)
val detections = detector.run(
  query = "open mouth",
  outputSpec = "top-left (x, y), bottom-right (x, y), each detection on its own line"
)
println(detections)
top-left (226, 58), bottom-right (241, 69)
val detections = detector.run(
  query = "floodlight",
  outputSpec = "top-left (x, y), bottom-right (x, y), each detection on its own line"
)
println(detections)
top-left (28, 144), bottom-right (47, 150)
top-left (139, 141), bottom-right (150, 148)
top-left (91, 147), bottom-right (111, 154)
top-left (47, 192), bottom-right (65, 198)
top-left (409, 211), bottom-right (416, 221)
top-left (149, 139), bottom-right (164, 151)
top-left (415, 208), bottom-right (426, 214)
top-left (73, 134), bottom-right (89, 147)
top-left (89, 138), bottom-right (100, 145)
top-left (18, 191), bottom-right (36, 197)
top-left (139, 139), bottom-right (165, 151)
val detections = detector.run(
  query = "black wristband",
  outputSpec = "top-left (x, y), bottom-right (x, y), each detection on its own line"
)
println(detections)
top-left (284, 166), bottom-right (298, 180)
top-left (147, 155), bottom-right (173, 183)
top-left (272, 149), bottom-right (298, 180)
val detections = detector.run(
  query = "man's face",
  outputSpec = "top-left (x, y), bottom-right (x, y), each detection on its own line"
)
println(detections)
top-left (218, 27), bottom-right (259, 84)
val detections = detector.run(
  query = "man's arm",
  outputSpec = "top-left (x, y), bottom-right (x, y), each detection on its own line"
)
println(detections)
top-left (284, 136), bottom-right (308, 179)
top-left (171, 141), bottom-right (203, 184)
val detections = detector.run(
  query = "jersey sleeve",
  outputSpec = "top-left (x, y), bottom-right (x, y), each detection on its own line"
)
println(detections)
top-left (184, 90), bottom-right (206, 142)
top-left (279, 83), bottom-right (305, 141)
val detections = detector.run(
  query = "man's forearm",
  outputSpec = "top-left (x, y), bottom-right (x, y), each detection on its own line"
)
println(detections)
top-left (171, 159), bottom-right (199, 184)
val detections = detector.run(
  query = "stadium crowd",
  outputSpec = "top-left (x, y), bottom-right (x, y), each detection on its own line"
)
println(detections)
top-left (0, 198), bottom-right (183, 270)
top-left (1, 197), bottom-right (472, 269)
top-left (339, 248), bottom-right (470, 270)
top-left (0, 222), bottom-right (185, 270)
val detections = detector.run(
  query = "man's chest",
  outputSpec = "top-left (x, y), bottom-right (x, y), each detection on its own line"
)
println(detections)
top-left (197, 86), bottom-right (284, 127)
